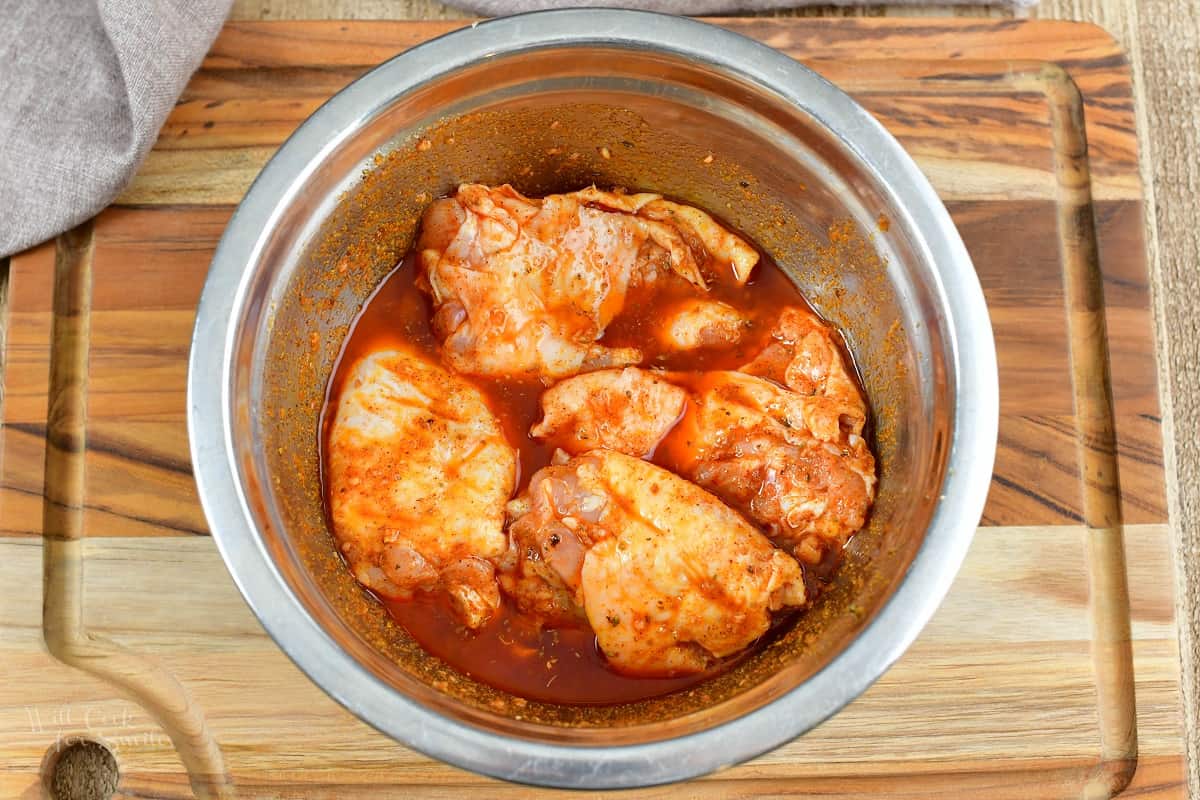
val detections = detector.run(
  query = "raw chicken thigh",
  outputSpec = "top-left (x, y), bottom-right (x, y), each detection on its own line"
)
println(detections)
top-left (530, 367), bottom-right (687, 458)
top-left (740, 306), bottom-right (867, 442)
top-left (326, 348), bottom-right (517, 629)
top-left (659, 298), bottom-right (750, 351)
top-left (569, 187), bottom-right (760, 284)
top-left (671, 371), bottom-right (876, 565)
top-left (416, 184), bottom-right (759, 378)
top-left (526, 307), bottom-right (876, 565)
top-left (682, 307), bottom-right (875, 562)
top-left (501, 451), bottom-right (807, 675)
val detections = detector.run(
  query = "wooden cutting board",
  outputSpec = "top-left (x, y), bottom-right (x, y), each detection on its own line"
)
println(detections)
top-left (0, 17), bottom-right (1184, 799)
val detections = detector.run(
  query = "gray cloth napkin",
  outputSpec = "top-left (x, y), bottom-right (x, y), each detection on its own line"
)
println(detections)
top-left (0, 0), bottom-right (232, 258)
top-left (452, 0), bottom-right (1035, 12)
top-left (0, 0), bottom-right (1034, 258)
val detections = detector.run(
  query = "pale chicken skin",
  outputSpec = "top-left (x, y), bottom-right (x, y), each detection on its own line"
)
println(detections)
top-left (741, 306), bottom-right (867, 442)
top-left (530, 367), bottom-right (687, 458)
top-left (569, 187), bottom-right (760, 285)
top-left (326, 349), bottom-right (517, 629)
top-left (501, 451), bottom-right (807, 675)
top-left (417, 184), bottom-right (760, 378)
top-left (526, 347), bottom-right (876, 565)
top-left (670, 371), bottom-right (876, 565)
top-left (660, 298), bottom-right (750, 351)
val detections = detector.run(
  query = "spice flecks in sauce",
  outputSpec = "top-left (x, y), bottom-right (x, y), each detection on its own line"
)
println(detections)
top-left (321, 194), bottom-right (873, 705)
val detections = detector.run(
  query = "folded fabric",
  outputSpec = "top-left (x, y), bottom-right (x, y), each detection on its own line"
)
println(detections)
top-left (448, 0), bottom-right (1035, 13)
top-left (0, 0), bottom-right (1036, 259)
top-left (0, 0), bottom-right (232, 258)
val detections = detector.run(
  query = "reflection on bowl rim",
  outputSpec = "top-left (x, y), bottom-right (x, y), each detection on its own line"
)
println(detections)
top-left (188, 9), bottom-right (998, 789)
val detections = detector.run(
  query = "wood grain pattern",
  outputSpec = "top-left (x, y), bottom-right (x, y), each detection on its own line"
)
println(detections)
top-left (147, 0), bottom-right (1200, 791)
top-left (122, 19), bottom-right (1142, 207)
top-left (1040, 65), bottom-right (1136, 794)
top-left (0, 18), bottom-right (1182, 799)
top-left (0, 197), bottom-right (1165, 535)
top-left (1104, 1), bottom-right (1200, 794)
top-left (39, 224), bottom-right (231, 798)
top-left (0, 22), bottom-right (1167, 537)
top-left (0, 525), bottom-right (1184, 797)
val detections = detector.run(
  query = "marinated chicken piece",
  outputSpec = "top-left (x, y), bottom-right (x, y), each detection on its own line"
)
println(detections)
top-left (495, 493), bottom-right (586, 629)
top-left (571, 187), bottom-right (760, 285)
top-left (502, 451), bottom-right (807, 675)
top-left (530, 367), bottom-right (687, 458)
top-left (740, 306), bottom-right (867, 441)
top-left (417, 184), bottom-right (759, 378)
top-left (660, 298), bottom-right (750, 351)
top-left (326, 348), bottom-right (517, 629)
top-left (668, 371), bottom-right (876, 565)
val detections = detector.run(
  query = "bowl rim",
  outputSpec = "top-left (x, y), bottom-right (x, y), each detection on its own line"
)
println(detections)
top-left (188, 8), bottom-right (999, 789)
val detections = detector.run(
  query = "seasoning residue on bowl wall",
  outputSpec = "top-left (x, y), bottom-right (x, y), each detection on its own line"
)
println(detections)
top-left (255, 104), bottom-right (912, 727)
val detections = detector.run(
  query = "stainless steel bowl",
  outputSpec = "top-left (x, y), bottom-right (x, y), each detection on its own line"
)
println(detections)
top-left (189, 9), bottom-right (998, 789)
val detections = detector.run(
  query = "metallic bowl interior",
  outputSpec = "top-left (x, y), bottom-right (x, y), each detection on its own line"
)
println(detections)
top-left (189, 10), bottom-right (997, 788)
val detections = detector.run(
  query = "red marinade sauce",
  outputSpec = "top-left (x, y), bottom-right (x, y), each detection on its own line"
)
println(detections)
top-left (320, 208), bottom-right (864, 706)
